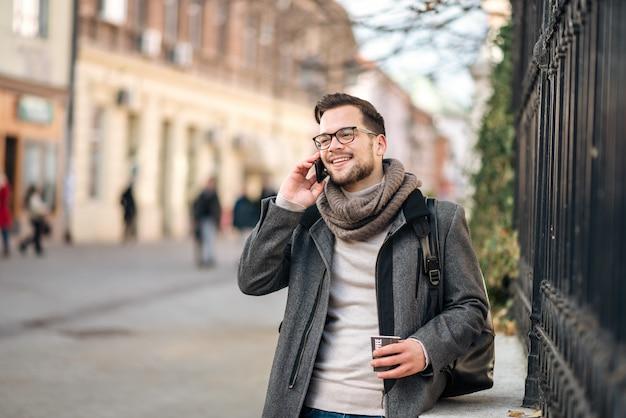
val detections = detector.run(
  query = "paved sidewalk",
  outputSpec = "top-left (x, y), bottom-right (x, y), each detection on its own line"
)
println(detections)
top-left (423, 335), bottom-right (537, 418)
top-left (0, 237), bottom-right (538, 418)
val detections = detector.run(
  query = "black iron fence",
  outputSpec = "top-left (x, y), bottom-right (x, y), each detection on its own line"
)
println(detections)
top-left (511, 0), bottom-right (625, 417)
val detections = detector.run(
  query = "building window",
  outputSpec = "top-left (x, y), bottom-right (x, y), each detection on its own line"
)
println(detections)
top-left (216, 0), bottom-right (230, 54)
top-left (99, 0), bottom-right (127, 25)
top-left (244, 12), bottom-right (260, 67)
top-left (88, 107), bottom-right (105, 199)
top-left (188, 0), bottom-right (204, 49)
top-left (131, 0), bottom-right (146, 29)
top-left (259, 16), bottom-right (274, 47)
top-left (164, 0), bottom-right (179, 43)
top-left (12, 0), bottom-right (48, 38)
top-left (279, 48), bottom-right (293, 82)
top-left (126, 113), bottom-right (139, 162)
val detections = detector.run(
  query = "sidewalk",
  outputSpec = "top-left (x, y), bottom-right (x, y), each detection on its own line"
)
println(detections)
top-left (423, 335), bottom-right (538, 418)
top-left (0, 237), bottom-right (538, 418)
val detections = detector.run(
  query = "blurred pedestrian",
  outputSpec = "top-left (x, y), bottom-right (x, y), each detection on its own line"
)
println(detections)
top-left (19, 184), bottom-right (49, 257)
top-left (192, 177), bottom-right (221, 268)
top-left (0, 173), bottom-right (12, 257)
top-left (233, 192), bottom-right (260, 237)
top-left (120, 182), bottom-right (137, 242)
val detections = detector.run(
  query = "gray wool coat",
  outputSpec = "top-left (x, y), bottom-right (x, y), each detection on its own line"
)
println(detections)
top-left (238, 197), bottom-right (489, 418)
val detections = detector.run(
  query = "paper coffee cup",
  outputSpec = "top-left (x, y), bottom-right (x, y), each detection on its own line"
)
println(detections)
top-left (371, 335), bottom-right (401, 372)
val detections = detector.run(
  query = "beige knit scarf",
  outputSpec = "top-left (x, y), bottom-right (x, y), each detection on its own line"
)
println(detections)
top-left (317, 159), bottom-right (420, 241)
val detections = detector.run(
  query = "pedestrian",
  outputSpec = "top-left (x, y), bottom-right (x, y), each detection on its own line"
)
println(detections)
top-left (238, 93), bottom-right (491, 417)
top-left (119, 182), bottom-right (137, 242)
top-left (19, 184), bottom-right (49, 257)
top-left (192, 177), bottom-right (221, 268)
top-left (0, 172), bottom-right (12, 257)
top-left (232, 192), bottom-right (261, 237)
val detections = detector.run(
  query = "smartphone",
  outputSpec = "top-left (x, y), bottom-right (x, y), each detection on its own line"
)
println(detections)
top-left (314, 158), bottom-right (328, 183)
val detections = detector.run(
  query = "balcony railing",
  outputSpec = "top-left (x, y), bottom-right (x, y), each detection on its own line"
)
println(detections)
top-left (78, 14), bottom-right (321, 104)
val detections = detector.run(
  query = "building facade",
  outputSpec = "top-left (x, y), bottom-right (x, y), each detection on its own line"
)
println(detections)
top-left (0, 0), bottom-right (73, 235)
top-left (347, 59), bottom-right (454, 198)
top-left (71, 0), bottom-right (358, 242)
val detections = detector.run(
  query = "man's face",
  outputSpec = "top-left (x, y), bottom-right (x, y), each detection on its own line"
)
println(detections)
top-left (319, 105), bottom-right (384, 190)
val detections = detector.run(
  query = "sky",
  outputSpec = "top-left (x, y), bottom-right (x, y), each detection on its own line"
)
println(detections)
top-left (336, 0), bottom-right (489, 113)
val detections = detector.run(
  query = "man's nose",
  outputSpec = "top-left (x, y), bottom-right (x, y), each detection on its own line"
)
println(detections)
top-left (327, 135), bottom-right (345, 152)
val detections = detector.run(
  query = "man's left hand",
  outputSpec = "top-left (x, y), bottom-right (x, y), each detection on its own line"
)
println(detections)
top-left (371, 339), bottom-right (426, 379)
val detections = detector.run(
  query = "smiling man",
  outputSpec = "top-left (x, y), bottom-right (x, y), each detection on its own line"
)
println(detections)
top-left (238, 93), bottom-right (489, 418)
top-left (316, 105), bottom-right (381, 191)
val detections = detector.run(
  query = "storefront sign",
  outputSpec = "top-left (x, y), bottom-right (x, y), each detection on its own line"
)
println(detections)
top-left (17, 95), bottom-right (53, 124)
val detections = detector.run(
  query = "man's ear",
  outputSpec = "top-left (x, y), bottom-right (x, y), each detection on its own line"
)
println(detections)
top-left (375, 135), bottom-right (387, 156)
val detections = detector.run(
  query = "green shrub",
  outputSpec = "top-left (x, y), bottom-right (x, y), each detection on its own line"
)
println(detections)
top-left (470, 22), bottom-right (519, 309)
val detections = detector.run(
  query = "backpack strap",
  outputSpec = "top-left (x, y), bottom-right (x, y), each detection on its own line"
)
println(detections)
top-left (402, 189), bottom-right (431, 237)
top-left (403, 190), bottom-right (443, 320)
top-left (426, 198), bottom-right (444, 316)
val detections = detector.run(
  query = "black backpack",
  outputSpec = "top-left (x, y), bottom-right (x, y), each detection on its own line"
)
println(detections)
top-left (403, 189), bottom-right (495, 398)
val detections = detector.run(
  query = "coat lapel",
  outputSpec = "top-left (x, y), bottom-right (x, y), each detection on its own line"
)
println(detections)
top-left (308, 218), bottom-right (335, 272)
top-left (387, 209), bottom-right (408, 238)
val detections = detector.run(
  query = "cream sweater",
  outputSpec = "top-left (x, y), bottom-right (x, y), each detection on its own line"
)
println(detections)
top-left (304, 224), bottom-right (388, 415)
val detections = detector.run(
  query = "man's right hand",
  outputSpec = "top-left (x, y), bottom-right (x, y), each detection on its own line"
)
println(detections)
top-left (277, 152), bottom-right (325, 208)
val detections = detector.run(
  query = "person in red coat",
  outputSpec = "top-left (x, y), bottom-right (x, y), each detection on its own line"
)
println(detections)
top-left (0, 173), bottom-right (12, 257)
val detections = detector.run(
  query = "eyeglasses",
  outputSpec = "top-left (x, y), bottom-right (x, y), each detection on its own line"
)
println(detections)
top-left (312, 126), bottom-right (378, 150)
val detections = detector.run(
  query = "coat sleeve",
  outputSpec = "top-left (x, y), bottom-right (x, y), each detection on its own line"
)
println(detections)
top-left (410, 204), bottom-right (489, 375)
top-left (238, 197), bottom-right (303, 296)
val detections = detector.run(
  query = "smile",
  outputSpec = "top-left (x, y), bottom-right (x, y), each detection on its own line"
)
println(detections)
top-left (331, 156), bottom-right (352, 165)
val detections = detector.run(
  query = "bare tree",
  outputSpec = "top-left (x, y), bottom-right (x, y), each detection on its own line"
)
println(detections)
top-left (340, 0), bottom-right (488, 78)
top-left (265, 0), bottom-right (489, 82)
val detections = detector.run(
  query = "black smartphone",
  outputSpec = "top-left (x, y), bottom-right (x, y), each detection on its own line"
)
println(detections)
top-left (314, 158), bottom-right (328, 183)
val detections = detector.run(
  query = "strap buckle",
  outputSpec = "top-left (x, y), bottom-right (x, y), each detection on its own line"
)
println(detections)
top-left (428, 269), bottom-right (441, 286)
top-left (425, 256), bottom-right (440, 286)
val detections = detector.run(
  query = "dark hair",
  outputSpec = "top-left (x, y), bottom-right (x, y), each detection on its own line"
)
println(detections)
top-left (314, 93), bottom-right (386, 136)
top-left (23, 184), bottom-right (36, 208)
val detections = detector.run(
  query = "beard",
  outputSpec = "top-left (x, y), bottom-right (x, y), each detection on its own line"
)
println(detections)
top-left (328, 150), bottom-right (375, 188)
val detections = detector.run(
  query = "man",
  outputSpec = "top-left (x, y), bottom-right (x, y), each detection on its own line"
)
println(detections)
top-left (19, 184), bottom-right (49, 256)
top-left (238, 93), bottom-right (489, 417)
top-left (192, 177), bottom-right (221, 267)
top-left (233, 192), bottom-right (261, 236)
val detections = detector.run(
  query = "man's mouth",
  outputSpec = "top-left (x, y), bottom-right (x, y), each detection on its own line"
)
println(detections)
top-left (330, 156), bottom-right (352, 166)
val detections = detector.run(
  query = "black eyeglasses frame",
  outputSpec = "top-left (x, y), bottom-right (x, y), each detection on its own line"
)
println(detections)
top-left (312, 126), bottom-right (379, 150)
